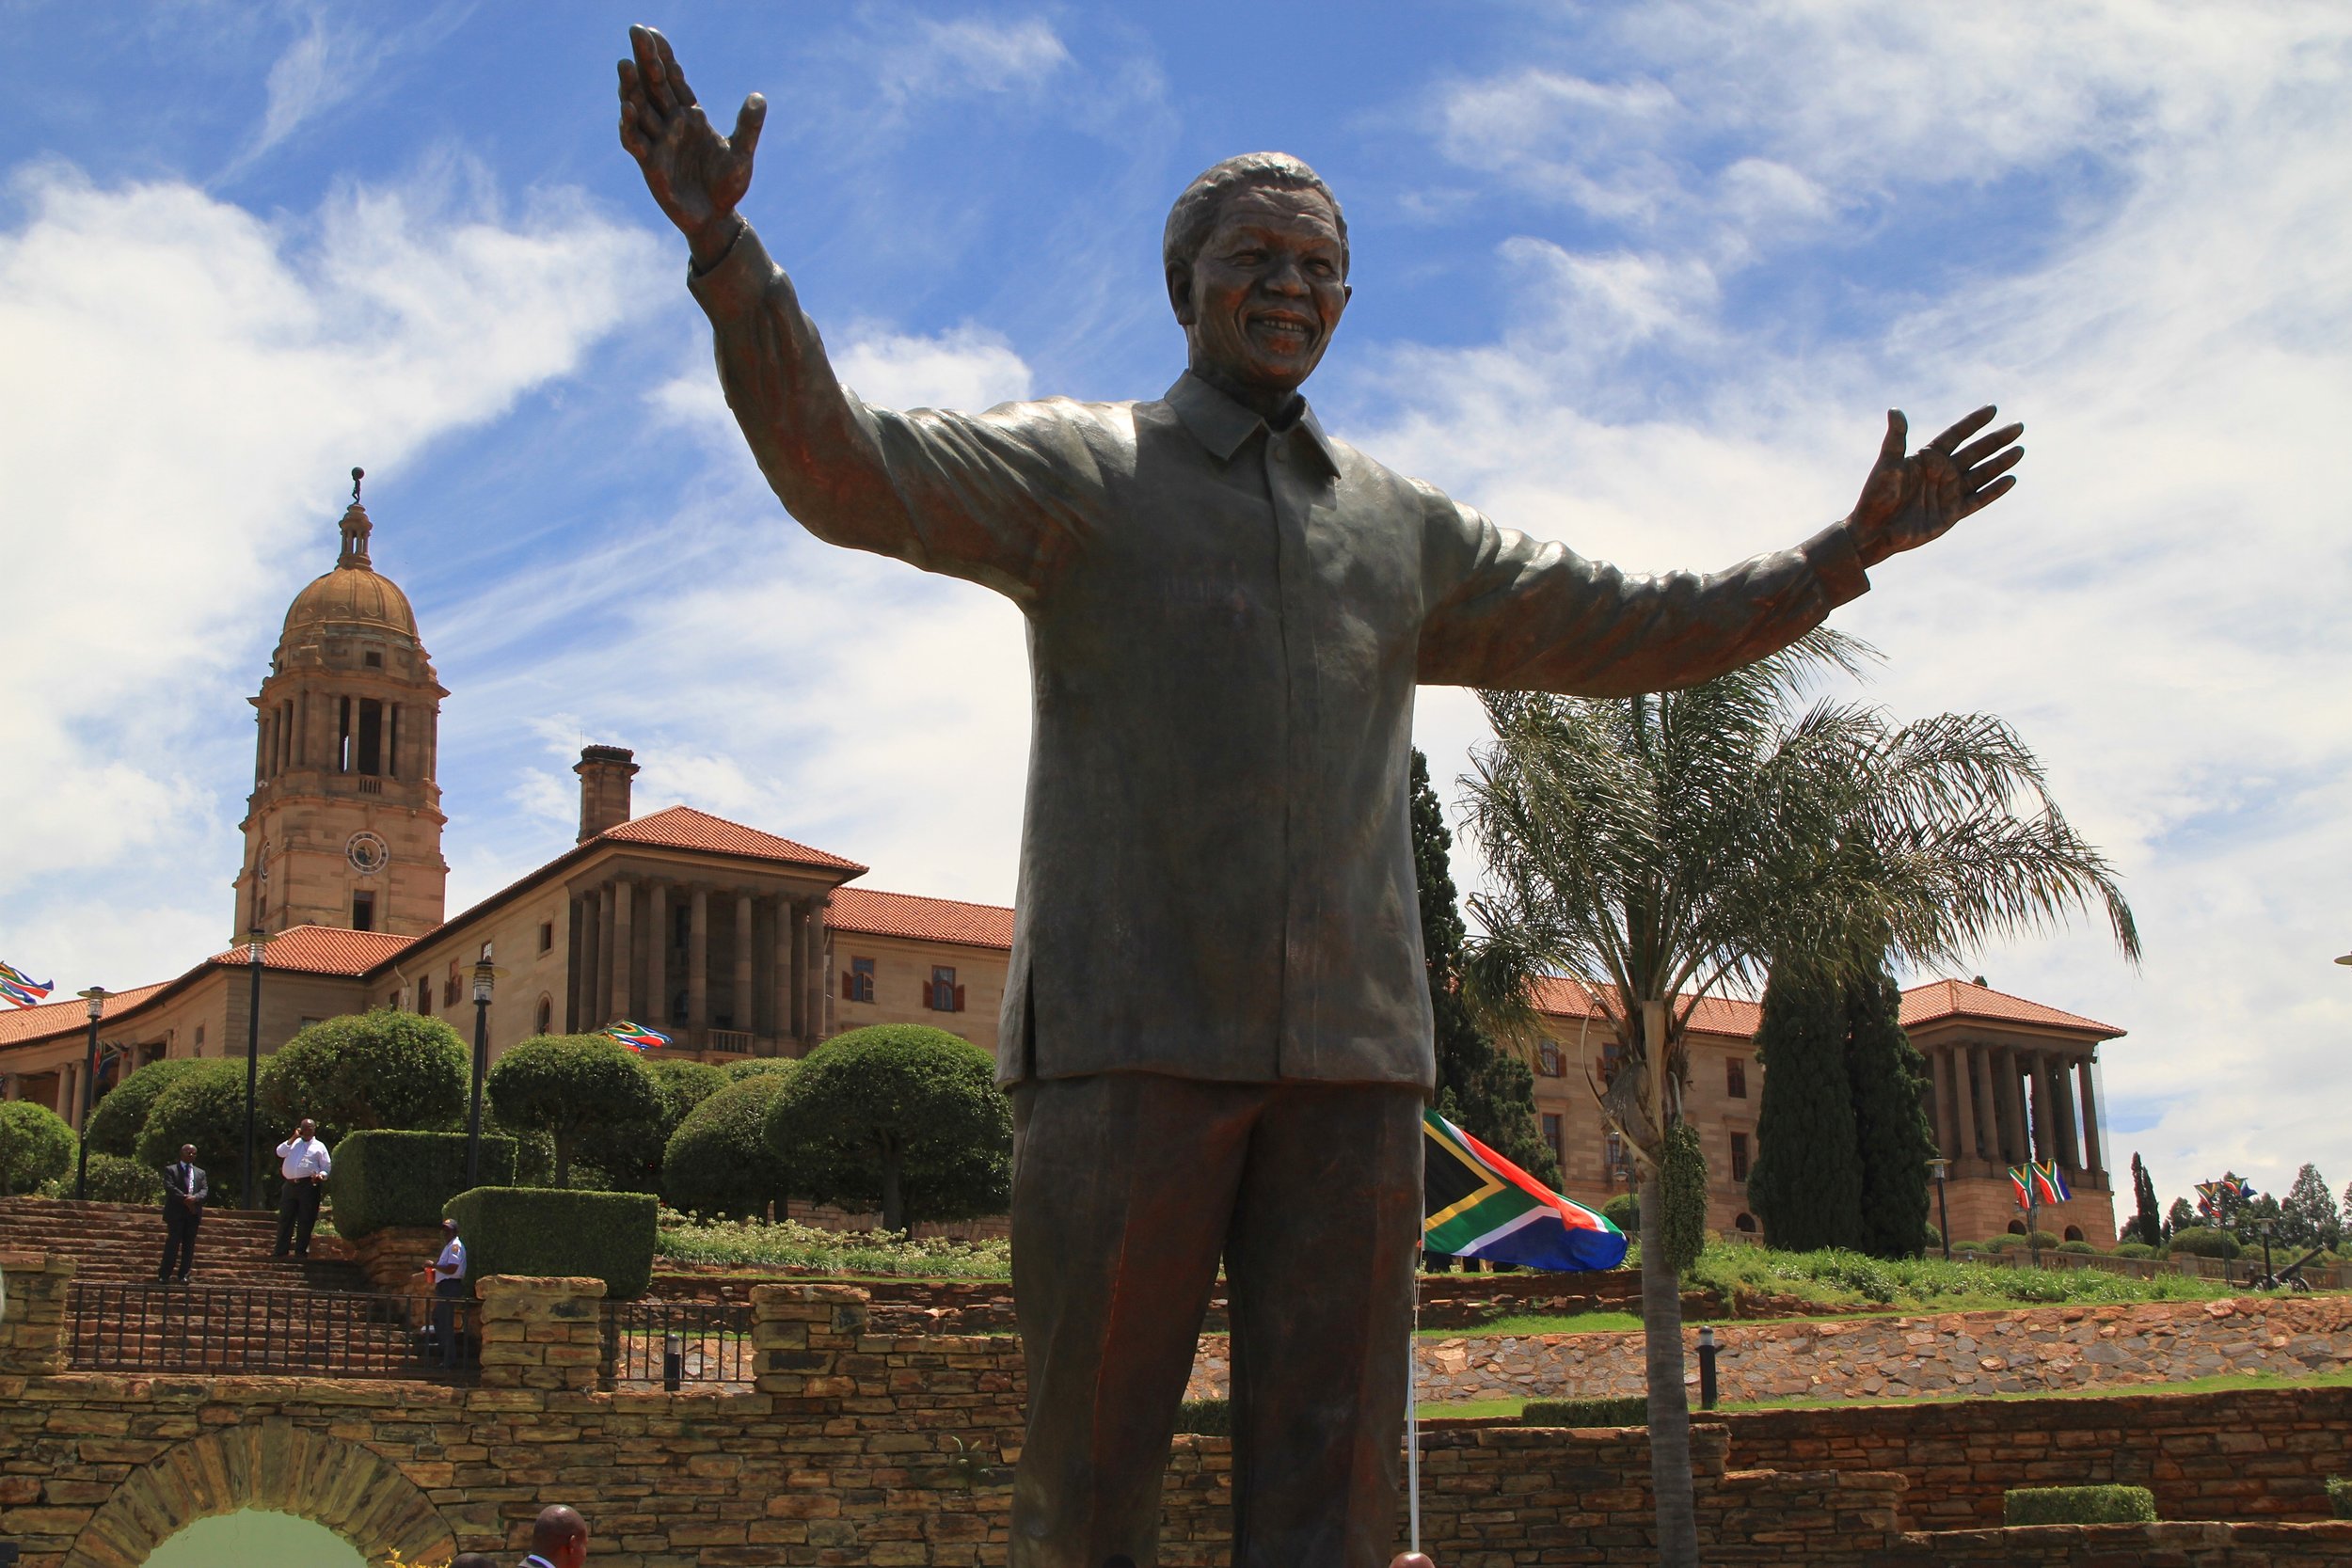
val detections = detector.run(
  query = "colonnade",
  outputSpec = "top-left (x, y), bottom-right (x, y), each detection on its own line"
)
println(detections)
top-left (1924, 1039), bottom-right (2106, 1189)
top-left (566, 877), bottom-right (825, 1052)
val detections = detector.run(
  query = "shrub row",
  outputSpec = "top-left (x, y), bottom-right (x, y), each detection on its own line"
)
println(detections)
top-left (1522, 1396), bottom-right (1650, 1428)
top-left (444, 1185), bottom-right (658, 1299)
top-left (2002, 1485), bottom-right (2156, 1526)
top-left (332, 1130), bottom-right (517, 1238)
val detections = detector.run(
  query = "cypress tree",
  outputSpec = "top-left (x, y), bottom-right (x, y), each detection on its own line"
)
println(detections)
top-left (1410, 749), bottom-right (1559, 1187)
top-left (1744, 963), bottom-right (1862, 1252)
top-left (2129, 1152), bottom-right (2165, 1247)
top-left (1844, 965), bottom-right (1935, 1259)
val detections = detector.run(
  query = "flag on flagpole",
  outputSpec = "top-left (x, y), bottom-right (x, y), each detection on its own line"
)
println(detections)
top-left (601, 1020), bottom-right (672, 1053)
top-left (2009, 1165), bottom-right (2033, 1210)
top-left (0, 961), bottom-right (56, 1009)
top-left (2031, 1161), bottom-right (2071, 1206)
top-left (1422, 1108), bottom-right (1628, 1273)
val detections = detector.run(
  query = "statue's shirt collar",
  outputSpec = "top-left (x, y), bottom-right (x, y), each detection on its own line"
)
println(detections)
top-left (1166, 372), bottom-right (1339, 475)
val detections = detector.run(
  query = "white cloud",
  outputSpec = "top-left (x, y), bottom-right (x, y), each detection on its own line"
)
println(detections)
top-left (0, 160), bottom-right (660, 978)
top-left (877, 16), bottom-right (1071, 104)
top-left (834, 324), bottom-right (1036, 412)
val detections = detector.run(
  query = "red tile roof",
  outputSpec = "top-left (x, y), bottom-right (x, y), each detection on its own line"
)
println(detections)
top-left (1529, 974), bottom-right (2122, 1042)
top-left (828, 887), bottom-right (1014, 950)
top-left (1898, 977), bottom-right (2122, 1037)
top-left (206, 925), bottom-right (417, 977)
top-left (601, 805), bottom-right (866, 873)
top-left (0, 983), bottom-right (171, 1049)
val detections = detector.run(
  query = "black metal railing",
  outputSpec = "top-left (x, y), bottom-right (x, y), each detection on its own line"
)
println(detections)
top-left (66, 1281), bottom-right (475, 1379)
top-left (599, 1300), bottom-right (755, 1388)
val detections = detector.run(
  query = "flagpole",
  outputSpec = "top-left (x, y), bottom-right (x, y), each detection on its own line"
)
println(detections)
top-left (1408, 1234), bottom-right (1422, 1557)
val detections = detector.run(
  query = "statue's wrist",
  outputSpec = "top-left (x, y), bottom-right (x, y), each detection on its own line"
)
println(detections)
top-left (689, 213), bottom-right (747, 276)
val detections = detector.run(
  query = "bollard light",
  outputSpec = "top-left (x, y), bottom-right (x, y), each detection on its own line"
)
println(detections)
top-left (1927, 1156), bottom-right (1953, 1260)
top-left (1696, 1324), bottom-right (1720, 1410)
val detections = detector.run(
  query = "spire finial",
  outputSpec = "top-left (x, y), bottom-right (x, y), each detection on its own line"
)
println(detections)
top-left (352, 466), bottom-right (364, 502)
top-left (337, 469), bottom-right (373, 569)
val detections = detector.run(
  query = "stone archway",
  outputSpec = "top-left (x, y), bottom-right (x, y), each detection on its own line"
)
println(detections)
top-left (65, 1420), bottom-right (455, 1568)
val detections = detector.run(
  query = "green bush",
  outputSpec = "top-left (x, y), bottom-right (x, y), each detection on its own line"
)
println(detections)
top-left (604, 1058), bottom-right (731, 1193)
top-left (1601, 1194), bottom-right (1641, 1234)
top-left (0, 1102), bottom-right (78, 1196)
top-left (2058, 1240), bottom-right (2095, 1255)
top-left (766, 1026), bottom-right (1011, 1233)
top-left (40, 1152), bottom-right (165, 1204)
top-left (444, 1185), bottom-right (658, 1299)
top-left (485, 1034), bottom-right (661, 1188)
top-left (331, 1131), bottom-right (516, 1238)
top-left (258, 1010), bottom-right (469, 1147)
top-left (135, 1059), bottom-right (266, 1202)
top-left (1658, 1120), bottom-right (1708, 1273)
top-left (84, 1058), bottom-right (208, 1158)
top-left (2112, 1242), bottom-right (2157, 1259)
top-left (1523, 1396), bottom-right (1649, 1427)
top-left (1173, 1399), bottom-right (1231, 1436)
top-left (2002, 1485), bottom-right (2156, 1526)
top-left (662, 1070), bottom-right (796, 1219)
top-left (1923, 1223), bottom-right (1943, 1252)
top-left (723, 1058), bottom-right (796, 1082)
top-left (2167, 1227), bottom-right (2241, 1260)
top-left (2327, 1476), bottom-right (2351, 1520)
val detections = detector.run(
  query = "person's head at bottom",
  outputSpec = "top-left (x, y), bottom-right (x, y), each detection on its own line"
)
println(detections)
top-left (531, 1504), bottom-right (589, 1568)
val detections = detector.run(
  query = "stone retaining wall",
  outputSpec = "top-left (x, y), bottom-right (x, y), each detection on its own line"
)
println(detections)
top-left (1184, 1293), bottom-right (2352, 1405)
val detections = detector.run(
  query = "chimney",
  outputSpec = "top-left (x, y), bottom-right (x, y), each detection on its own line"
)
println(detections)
top-left (575, 745), bottom-right (640, 842)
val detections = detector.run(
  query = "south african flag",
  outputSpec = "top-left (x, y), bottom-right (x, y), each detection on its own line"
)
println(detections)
top-left (602, 1020), bottom-right (671, 1052)
top-left (1422, 1108), bottom-right (1628, 1272)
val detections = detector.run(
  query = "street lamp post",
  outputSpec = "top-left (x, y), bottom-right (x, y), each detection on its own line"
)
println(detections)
top-left (2257, 1215), bottom-right (2277, 1291)
top-left (466, 946), bottom-right (495, 1189)
top-left (241, 927), bottom-right (264, 1212)
top-left (1927, 1157), bottom-right (1952, 1260)
top-left (72, 987), bottom-right (108, 1200)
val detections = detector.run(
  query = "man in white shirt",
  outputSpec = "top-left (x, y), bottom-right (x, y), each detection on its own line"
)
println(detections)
top-left (429, 1217), bottom-right (469, 1368)
top-left (272, 1117), bottom-right (332, 1259)
top-left (520, 1504), bottom-right (589, 1568)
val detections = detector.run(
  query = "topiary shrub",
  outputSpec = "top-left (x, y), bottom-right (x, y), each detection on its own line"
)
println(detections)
top-left (662, 1070), bottom-right (797, 1219)
top-left (1922, 1222), bottom-right (1943, 1253)
top-left (2058, 1240), bottom-right (2095, 1255)
top-left (2167, 1227), bottom-right (2240, 1260)
top-left (2112, 1242), bottom-right (2157, 1259)
top-left (723, 1058), bottom-right (795, 1082)
top-left (1523, 1396), bottom-right (1649, 1428)
top-left (1173, 1399), bottom-right (1231, 1436)
top-left (41, 1152), bottom-right (164, 1205)
top-left (2003, 1485), bottom-right (2156, 1526)
top-left (0, 1101), bottom-right (78, 1196)
top-left (444, 1185), bottom-right (659, 1299)
top-left (485, 1034), bottom-right (661, 1188)
top-left (258, 1010), bottom-right (469, 1148)
top-left (83, 1058), bottom-right (209, 1158)
top-left (603, 1058), bottom-right (731, 1193)
top-left (1658, 1120), bottom-right (1709, 1273)
top-left (331, 1131), bottom-right (517, 1238)
top-left (1602, 1194), bottom-right (1641, 1234)
top-left (766, 1025), bottom-right (1011, 1234)
top-left (135, 1059), bottom-right (264, 1203)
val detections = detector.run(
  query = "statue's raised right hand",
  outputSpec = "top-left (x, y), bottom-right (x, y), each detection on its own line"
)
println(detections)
top-left (618, 24), bottom-right (766, 267)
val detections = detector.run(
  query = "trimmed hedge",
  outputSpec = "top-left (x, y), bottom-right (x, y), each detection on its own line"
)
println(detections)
top-left (0, 1101), bottom-right (77, 1196)
top-left (2167, 1227), bottom-right (2241, 1260)
top-left (2003, 1485), bottom-right (2156, 1526)
top-left (1601, 1194), bottom-right (1641, 1234)
top-left (444, 1185), bottom-right (658, 1299)
top-left (2057, 1240), bottom-right (2095, 1255)
top-left (1173, 1399), bottom-right (1231, 1436)
top-left (331, 1131), bottom-right (516, 1238)
top-left (2112, 1242), bottom-right (2158, 1259)
top-left (1522, 1396), bottom-right (1649, 1428)
top-left (723, 1058), bottom-right (796, 1082)
top-left (84, 1058), bottom-right (209, 1158)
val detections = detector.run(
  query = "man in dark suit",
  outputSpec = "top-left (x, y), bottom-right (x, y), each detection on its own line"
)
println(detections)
top-left (158, 1144), bottom-right (205, 1284)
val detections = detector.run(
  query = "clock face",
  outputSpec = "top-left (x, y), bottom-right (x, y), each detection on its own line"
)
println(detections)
top-left (346, 831), bottom-right (390, 876)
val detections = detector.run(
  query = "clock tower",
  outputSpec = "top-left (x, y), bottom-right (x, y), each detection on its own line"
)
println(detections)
top-left (234, 472), bottom-right (449, 939)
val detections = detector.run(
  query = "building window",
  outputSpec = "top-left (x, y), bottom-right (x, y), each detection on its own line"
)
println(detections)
top-left (352, 891), bottom-right (375, 931)
top-left (928, 967), bottom-right (964, 1012)
top-left (1600, 1041), bottom-right (1626, 1085)
top-left (1729, 1132), bottom-right (1750, 1183)
top-left (445, 961), bottom-right (461, 1008)
top-left (419, 975), bottom-right (433, 1013)
top-left (363, 649), bottom-right (383, 668)
top-left (194, 1024), bottom-right (205, 1049)
top-left (843, 957), bottom-right (876, 1004)
top-left (1540, 1112), bottom-right (1565, 1174)
top-left (1536, 1039), bottom-right (1563, 1077)
top-left (536, 995), bottom-right (553, 1035)
top-left (539, 921), bottom-right (554, 954)
top-left (1735, 1212), bottom-right (1757, 1234)
top-left (1726, 1057), bottom-right (1748, 1099)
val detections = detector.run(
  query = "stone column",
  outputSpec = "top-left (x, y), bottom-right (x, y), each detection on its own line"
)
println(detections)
top-left (57, 1062), bottom-right (77, 1121)
top-left (807, 902), bottom-right (831, 1044)
top-left (474, 1274), bottom-right (608, 1391)
top-left (1952, 1043), bottom-right (1981, 1164)
top-left (771, 895), bottom-right (794, 1049)
top-left (688, 886), bottom-right (710, 1038)
top-left (1993, 1048), bottom-right (2024, 1165)
top-left (2076, 1056), bottom-right (2106, 1184)
top-left (596, 882), bottom-right (618, 1026)
top-left (733, 893), bottom-right (755, 1034)
top-left (787, 900), bottom-right (810, 1044)
top-left (648, 881), bottom-right (670, 1030)
top-left (1931, 1047), bottom-right (1957, 1159)
top-left (612, 878), bottom-right (635, 1022)
top-left (294, 689), bottom-right (310, 768)
top-left (564, 895), bottom-right (582, 1033)
top-left (2026, 1052), bottom-right (2055, 1164)
top-left (0, 1252), bottom-right (74, 1376)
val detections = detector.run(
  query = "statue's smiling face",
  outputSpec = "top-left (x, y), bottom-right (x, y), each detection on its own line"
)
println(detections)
top-left (1171, 184), bottom-right (1351, 400)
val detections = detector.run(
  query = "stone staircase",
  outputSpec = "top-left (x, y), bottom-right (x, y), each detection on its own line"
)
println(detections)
top-left (0, 1195), bottom-right (366, 1290)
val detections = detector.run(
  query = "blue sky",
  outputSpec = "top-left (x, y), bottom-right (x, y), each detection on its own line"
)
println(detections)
top-left (8, 2), bottom-right (2350, 1216)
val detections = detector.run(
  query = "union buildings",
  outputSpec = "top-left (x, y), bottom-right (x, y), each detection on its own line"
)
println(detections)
top-left (0, 490), bottom-right (2123, 1246)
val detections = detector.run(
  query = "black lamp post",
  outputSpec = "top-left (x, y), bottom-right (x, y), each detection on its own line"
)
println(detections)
top-left (2257, 1214), bottom-right (2277, 1291)
top-left (240, 927), bottom-right (265, 1211)
top-left (1928, 1157), bottom-right (1952, 1260)
top-left (72, 987), bottom-right (107, 1200)
top-left (466, 945), bottom-right (495, 1188)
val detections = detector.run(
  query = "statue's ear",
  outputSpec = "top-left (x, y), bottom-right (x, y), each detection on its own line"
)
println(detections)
top-left (1166, 261), bottom-right (1197, 326)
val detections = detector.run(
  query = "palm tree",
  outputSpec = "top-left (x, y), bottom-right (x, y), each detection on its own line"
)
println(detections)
top-left (1456, 628), bottom-right (2137, 1567)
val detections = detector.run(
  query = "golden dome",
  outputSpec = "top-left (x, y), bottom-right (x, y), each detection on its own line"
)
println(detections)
top-left (279, 499), bottom-right (420, 642)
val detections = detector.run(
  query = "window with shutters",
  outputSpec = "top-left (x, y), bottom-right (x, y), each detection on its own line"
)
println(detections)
top-left (928, 966), bottom-right (965, 1013)
top-left (418, 975), bottom-right (433, 1013)
top-left (445, 961), bottom-right (461, 1009)
top-left (1726, 1057), bottom-right (1748, 1099)
top-left (843, 957), bottom-right (876, 1003)
top-left (1536, 1039), bottom-right (1564, 1077)
top-left (1600, 1041), bottom-right (1626, 1085)
top-left (1730, 1131), bottom-right (1751, 1183)
top-left (1540, 1112), bottom-right (1565, 1173)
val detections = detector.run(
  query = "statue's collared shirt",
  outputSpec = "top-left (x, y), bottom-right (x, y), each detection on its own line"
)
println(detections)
top-left (691, 226), bottom-right (1870, 1090)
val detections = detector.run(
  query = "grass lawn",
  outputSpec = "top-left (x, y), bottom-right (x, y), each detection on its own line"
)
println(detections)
top-left (1420, 1309), bottom-right (1645, 1338)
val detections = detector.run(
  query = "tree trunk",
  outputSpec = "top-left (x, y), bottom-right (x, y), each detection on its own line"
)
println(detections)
top-left (880, 1148), bottom-right (905, 1236)
top-left (554, 1131), bottom-right (572, 1189)
top-left (1640, 1165), bottom-right (1700, 1567)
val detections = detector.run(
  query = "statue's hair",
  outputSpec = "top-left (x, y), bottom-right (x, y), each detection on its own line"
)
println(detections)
top-left (1162, 152), bottom-right (1347, 277)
